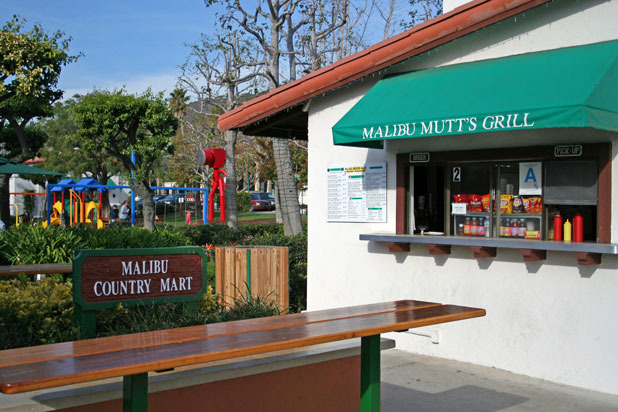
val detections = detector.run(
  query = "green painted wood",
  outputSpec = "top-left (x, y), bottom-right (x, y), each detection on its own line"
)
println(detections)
top-left (75, 306), bottom-right (97, 340)
top-left (246, 249), bottom-right (252, 293)
top-left (361, 334), bottom-right (381, 412)
top-left (123, 373), bottom-right (148, 412)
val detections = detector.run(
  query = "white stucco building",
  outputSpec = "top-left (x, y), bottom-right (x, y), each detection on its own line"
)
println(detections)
top-left (219, 0), bottom-right (618, 395)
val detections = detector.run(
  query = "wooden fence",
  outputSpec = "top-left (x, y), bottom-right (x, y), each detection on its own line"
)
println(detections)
top-left (215, 246), bottom-right (289, 311)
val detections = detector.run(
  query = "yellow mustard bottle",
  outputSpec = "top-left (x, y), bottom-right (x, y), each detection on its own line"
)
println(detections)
top-left (563, 219), bottom-right (572, 243)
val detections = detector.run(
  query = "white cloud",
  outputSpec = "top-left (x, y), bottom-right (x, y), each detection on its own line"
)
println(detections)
top-left (63, 72), bottom-right (180, 99)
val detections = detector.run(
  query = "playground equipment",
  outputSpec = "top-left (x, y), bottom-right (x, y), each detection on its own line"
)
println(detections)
top-left (198, 148), bottom-right (226, 222)
top-left (46, 179), bottom-right (105, 228)
top-left (9, 204), bottom-right (18, 226)
top-left (42, 201), bottom-right (63, 227)
top-left (46, 179), bottom-right (209, 227)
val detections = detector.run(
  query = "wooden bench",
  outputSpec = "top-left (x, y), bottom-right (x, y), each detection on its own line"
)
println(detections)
top-left (0, 263), bottom-right (72, 277)
top-left (0, 300), bottom-right (485, 412)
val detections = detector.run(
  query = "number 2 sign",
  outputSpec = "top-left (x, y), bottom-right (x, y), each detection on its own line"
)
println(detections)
top-left (452, 167), bottom-right (461, 183)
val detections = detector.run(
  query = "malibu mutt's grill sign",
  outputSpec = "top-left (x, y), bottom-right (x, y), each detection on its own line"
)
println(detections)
top-left (73, 247), bottom-right (207, 308)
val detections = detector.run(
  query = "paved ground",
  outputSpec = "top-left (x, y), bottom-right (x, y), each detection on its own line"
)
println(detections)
top-left (381, 350), bottom-right (618, 412)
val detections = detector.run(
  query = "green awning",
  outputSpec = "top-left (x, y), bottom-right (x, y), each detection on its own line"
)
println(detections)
top-left (332, 40), bottom-right (618, 147)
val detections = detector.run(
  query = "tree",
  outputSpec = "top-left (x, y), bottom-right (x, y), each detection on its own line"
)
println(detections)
top-left (0, 16), bottom-right (78, 225)
top-left (208, 0), bottom-right (307, 235)
top-left (71, 90), bottom-right (177, 230)
top-left (40, 98), bottom-right (124, 216)
top-left (179, 31), bottom-right (262, 229)
top-left (401, 0), bottom-right (442, 30)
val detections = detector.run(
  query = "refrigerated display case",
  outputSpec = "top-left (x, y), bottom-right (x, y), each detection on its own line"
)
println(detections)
top-left (450, 163), bottom-right (544, 240)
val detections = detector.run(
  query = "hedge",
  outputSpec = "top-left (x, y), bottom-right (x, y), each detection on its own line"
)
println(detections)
top-left (0, 222), bottom-right (306, 349)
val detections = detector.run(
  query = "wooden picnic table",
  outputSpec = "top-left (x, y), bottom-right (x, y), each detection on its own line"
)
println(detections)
top-left (0, 300), bottom-right (485, 412)
top-left (0, 263), bottom-right (72, 277)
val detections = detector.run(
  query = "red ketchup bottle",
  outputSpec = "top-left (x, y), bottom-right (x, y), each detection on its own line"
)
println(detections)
top-left (573, 213), bottom-right (583, 242)
top-left (553, 212), bottom-right (563, 241)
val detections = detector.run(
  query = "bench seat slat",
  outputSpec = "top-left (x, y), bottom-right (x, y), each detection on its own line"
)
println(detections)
top-left (0, 305), bottom-right (485, 394)
top-left (0, 300), bottom-right (439, 368)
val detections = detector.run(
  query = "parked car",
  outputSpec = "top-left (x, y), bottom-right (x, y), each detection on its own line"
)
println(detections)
top-left (250, 192), bottom-right (275, 211)
top-left (160, 193), bottom-right (185, 205)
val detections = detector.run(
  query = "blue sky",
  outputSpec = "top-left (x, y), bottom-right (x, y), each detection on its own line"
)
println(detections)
top-left (2, 0), bottom-right (218, 99)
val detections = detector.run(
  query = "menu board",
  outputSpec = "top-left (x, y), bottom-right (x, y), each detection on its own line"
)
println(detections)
top-left (327, 162), bottom-right (387, 222)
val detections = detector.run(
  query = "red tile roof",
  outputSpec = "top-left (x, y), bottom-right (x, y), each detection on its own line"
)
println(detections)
top-left (218, 0), bottom-right (552, 133)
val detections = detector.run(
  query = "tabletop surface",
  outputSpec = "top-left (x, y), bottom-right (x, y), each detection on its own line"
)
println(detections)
top-left (0, 300), bottom-right (485, 394)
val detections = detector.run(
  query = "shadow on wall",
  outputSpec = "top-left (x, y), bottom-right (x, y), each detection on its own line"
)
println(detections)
top-left (382, 383), bottom-right (528, 412)
top-left (365, 241), bottom-right (618, 278)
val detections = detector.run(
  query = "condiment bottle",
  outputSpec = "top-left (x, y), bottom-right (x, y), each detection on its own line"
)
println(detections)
top-left (573, 213), bottom-right (583, 242)
top-left (553, 212), bottom-right (563, 241)
top-left (563, 219), bottom-right (572, 243)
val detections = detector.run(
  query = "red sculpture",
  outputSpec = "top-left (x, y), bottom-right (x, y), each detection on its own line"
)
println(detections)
top-left (199, 148), bottom-right (226, 222)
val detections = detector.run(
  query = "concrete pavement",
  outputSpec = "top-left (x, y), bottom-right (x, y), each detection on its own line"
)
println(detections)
top-left (381, 350), bottom-right (618, 412)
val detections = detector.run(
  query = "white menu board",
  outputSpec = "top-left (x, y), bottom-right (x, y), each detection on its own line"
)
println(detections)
top-left (327, 162), bottom-right (387, 222)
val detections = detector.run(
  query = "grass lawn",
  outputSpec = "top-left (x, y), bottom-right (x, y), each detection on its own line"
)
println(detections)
top-left (154, 211), bottom-right (278, 225)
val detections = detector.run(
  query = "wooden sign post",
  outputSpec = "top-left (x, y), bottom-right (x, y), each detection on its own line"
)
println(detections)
top-left (72, 246), bottom-right (207, 338)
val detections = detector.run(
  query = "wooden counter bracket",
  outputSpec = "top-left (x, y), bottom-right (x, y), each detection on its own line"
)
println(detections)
top-left (386, 242), bottom-right (410, 253)
top-left (471, 246), bottom-right (496, 258)
top-left (576, 252), bottom-right (602, 265)
top-left (520, 249), bottom-right (546, 261)
top-left (426, 244), bottom-right (451, 255)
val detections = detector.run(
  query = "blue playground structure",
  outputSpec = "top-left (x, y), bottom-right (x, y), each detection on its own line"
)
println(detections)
top-left (46, 178), bottom-right (209, 227)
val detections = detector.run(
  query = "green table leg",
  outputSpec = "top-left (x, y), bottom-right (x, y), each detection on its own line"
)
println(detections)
top-left (123, 373), bottom-right (148, 412)
top-left (361, 334), bottom-right (381, 412)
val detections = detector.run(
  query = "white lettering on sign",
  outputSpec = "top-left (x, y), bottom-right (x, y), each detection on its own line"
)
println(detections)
top-left (121, 260), bottom-right (169, 275)
top-left (361, 113), bottom-right (535, 140)
top-left (160, 276), bottom-right (193, 292)
top-left (93, 279), bottom-right (152, 297)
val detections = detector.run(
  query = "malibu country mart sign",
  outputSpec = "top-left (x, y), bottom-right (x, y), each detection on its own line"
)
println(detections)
top-left (73, 246), bottom-right (207, 309)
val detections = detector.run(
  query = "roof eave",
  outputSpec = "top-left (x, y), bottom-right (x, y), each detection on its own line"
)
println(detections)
top-left (218, 0), bottom-right (553, 133)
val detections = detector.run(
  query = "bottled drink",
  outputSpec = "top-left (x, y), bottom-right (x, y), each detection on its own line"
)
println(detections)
top-left (511, 219), bottom-right (519, 237)
top-left (471, 217), bottom-right (478, 236)
top-left (518, 219), bottom-right (526, 238)
top-left (484, 217), bottom-right (490, 237)
top-left (463, 217), bottom-right (471, 236)
top-left (478, 218), bottom-right (485, 236)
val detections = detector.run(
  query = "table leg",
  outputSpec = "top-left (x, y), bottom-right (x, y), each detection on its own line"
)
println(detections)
top-left (361, 334), bottom-right (380, 412)
top-left (123, 373), bottom-right (148, 412)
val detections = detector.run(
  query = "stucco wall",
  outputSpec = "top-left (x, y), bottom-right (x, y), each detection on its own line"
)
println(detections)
top-left (306, 0), bottom-right (618, 395)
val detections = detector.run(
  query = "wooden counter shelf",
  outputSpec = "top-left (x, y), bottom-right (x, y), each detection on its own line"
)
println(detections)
top-left (361, 233), bottom-right (618, 265)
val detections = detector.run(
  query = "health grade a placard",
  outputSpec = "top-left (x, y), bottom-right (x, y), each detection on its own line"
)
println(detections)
top-left (327, 162), bottom-right (386, 223)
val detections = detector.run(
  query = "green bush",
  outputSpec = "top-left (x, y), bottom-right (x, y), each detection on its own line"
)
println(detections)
top-left (0, 221), bottom-right (307, 348)
top-left (0, 225), bottom-right (88, 265)
top-left (0, 277), bottom-right (78, 348)
top-left (0, 224), bottom-right (190, 265)
top-left (237, 192), bottom-right (252, 212)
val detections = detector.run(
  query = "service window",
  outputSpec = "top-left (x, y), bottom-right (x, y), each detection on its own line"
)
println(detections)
top-left (449, 163), bottom-right (544, 239)
top-left (402, 144), bottom-right (608, 242)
